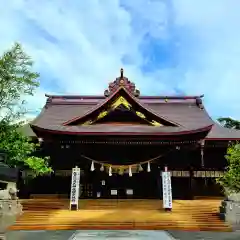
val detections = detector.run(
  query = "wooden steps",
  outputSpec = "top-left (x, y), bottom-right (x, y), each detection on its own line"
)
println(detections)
top-left (9, 199), bottom-right (232, 231)
top-left (30, 194), bottom-right (68, 199)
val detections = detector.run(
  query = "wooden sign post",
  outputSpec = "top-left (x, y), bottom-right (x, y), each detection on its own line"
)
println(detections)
top-left (162, 166), bottom-right (172, 211)
top-left (69, 166), bottom-right (80, 211)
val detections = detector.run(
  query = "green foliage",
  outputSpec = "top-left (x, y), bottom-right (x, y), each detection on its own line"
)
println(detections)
top-left (0, 42), bottom-right (39, 122)
top-left (216, 143), bottom-right (240, 194)
top-left (218, 117), bottom-right (240, 129)
top-left (0, 120), bottom-right (52, 176)
top-left (0, 43), bottom-right (52, 176)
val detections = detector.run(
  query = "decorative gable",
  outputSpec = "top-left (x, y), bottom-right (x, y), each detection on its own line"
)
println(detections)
top-left (89, 95), bottom-right (164, 126)
top-left (64, 85), bottom-right (179, 127)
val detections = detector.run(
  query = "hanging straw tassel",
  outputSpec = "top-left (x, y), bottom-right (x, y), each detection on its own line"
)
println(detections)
top-left (129, 166), bottom-right (132, 177)
top-left (90, 161), bottom-right (95, 171)
top-left (100, 164), bottom-right (104, 172)
top-left (118, 167), bottom-right (124, 175)
top-left (138, 164), bottom-right (143, 172)
top-left (147, 161), bottom-right (151, 172)
top-left (109, 166), bottom-right (112, 176)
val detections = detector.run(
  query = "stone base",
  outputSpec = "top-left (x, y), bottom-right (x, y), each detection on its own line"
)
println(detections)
top-left (219, 198), bottom-right (240, 229)
top-left (164, 208), bottom-right (172, 212)
top-left (70, 204), bottom-right (78, 211)
top-left (0, 200), bottom-right (22, 234)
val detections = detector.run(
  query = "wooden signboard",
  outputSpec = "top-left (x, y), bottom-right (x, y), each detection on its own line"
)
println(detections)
top-left (170, 170), bottom-right (224, 178)
top-left (162, 171), bottom-right (172, 210)
top-left (69, 167), bottom-right (80, 211)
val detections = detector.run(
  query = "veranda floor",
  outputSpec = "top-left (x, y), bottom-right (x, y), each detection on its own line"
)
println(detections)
top-left (8, 199), bottom-right (232, 231)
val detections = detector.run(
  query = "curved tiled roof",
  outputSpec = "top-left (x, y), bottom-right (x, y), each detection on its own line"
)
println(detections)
top-left (29, 91), bottom-right (240, 139)
top-left (30, 88), bottom-right (215, 137)
top-left (206, 124), bottom-right (240, 140)
top-left (30, 68), bottom-right (240, 139)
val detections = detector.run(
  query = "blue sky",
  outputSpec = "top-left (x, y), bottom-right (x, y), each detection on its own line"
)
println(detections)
top-left (1, 0), bottom-right (240, 121)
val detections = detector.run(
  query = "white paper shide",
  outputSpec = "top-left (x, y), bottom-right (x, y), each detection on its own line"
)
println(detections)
top-left (70, 167), bottom-right (80, 210)
top-left (162, 171), bottom-right (172, 209)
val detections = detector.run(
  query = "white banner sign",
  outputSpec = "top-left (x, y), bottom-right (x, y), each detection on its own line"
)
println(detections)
top-left (70, 167), bottom-right (80, 210)
top-left (162, 171), bottom-right (172, 209)
top-left (126, 189), bottom-right (133, 195)
top-left (111, 189), bottom-right (118, 195)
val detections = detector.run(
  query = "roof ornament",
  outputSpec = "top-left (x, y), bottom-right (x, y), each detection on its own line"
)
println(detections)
top-left (104, 68), bottom-right (140, 97)
top-left (120, 68), bottom-right (124, 78)
top-left (196, 97), bottom-right (204, 109)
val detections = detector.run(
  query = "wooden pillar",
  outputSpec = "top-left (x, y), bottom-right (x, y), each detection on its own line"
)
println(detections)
top-left (189, 167), bottom-right (194, 200)
top-left (200, 139), bottom-right (205, 168)
top-left (200, 140), bottom-right (208, 187)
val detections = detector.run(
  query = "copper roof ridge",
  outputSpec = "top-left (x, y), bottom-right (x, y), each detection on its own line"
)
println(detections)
top-left (45, 94), bottom-right (204, 100)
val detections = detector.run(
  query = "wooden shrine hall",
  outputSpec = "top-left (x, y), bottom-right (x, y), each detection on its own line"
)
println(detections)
top-left (27, 69), bottom-right (240, 200)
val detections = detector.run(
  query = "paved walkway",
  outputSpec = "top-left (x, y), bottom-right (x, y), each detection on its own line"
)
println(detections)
top-left (5, 230), bottom-right (240, 240)
top-left (5, 230), bottom-right (174, 239)
top-left (168, 230), bottom-right (240, 240)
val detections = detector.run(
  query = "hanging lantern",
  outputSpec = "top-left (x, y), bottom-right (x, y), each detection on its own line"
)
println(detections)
top-left (100, 164), bottom-right (104, 172)
top-left (147, 161), bottom-right (151, 172)
top-left (138, 164), bottom-right (143, 172)
top-left (109, 166), bottom-right (112, 176)
top-left (90, 161), bottom-right (95, 171)
top-left (129, 166), bottom-right (132, 177)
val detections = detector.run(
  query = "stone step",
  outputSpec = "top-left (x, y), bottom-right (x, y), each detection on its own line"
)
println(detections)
top-left (8, 199), bottom-right (231, 231)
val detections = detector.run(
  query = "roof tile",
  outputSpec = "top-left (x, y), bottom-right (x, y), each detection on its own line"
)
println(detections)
top-left (31, 96), bottom-right (240, 139)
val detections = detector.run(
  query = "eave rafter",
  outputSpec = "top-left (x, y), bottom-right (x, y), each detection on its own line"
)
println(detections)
top-left (30, 124), bottom-right (213, 137)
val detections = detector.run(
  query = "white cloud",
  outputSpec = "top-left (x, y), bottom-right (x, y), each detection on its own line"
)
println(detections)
top-left (172, 0), bottom-right (240, 118)
top-left (0, 0), bottom-right (240, 120)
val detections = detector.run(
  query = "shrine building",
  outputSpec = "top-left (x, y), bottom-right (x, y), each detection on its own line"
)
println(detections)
top-left (26, 69), bottom-right (240, 200)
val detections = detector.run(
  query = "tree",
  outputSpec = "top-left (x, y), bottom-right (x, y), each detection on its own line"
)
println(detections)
top-left (216, 143), bottom-right (240, 194)
top-left (217, 117), bottom-right (240, 194)
top-left (0, 43), bottom-right (39, 122)
top-left (0, 43), bottom-right (52, 176)
top-left (218, 117), bottom-right (240, 129)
